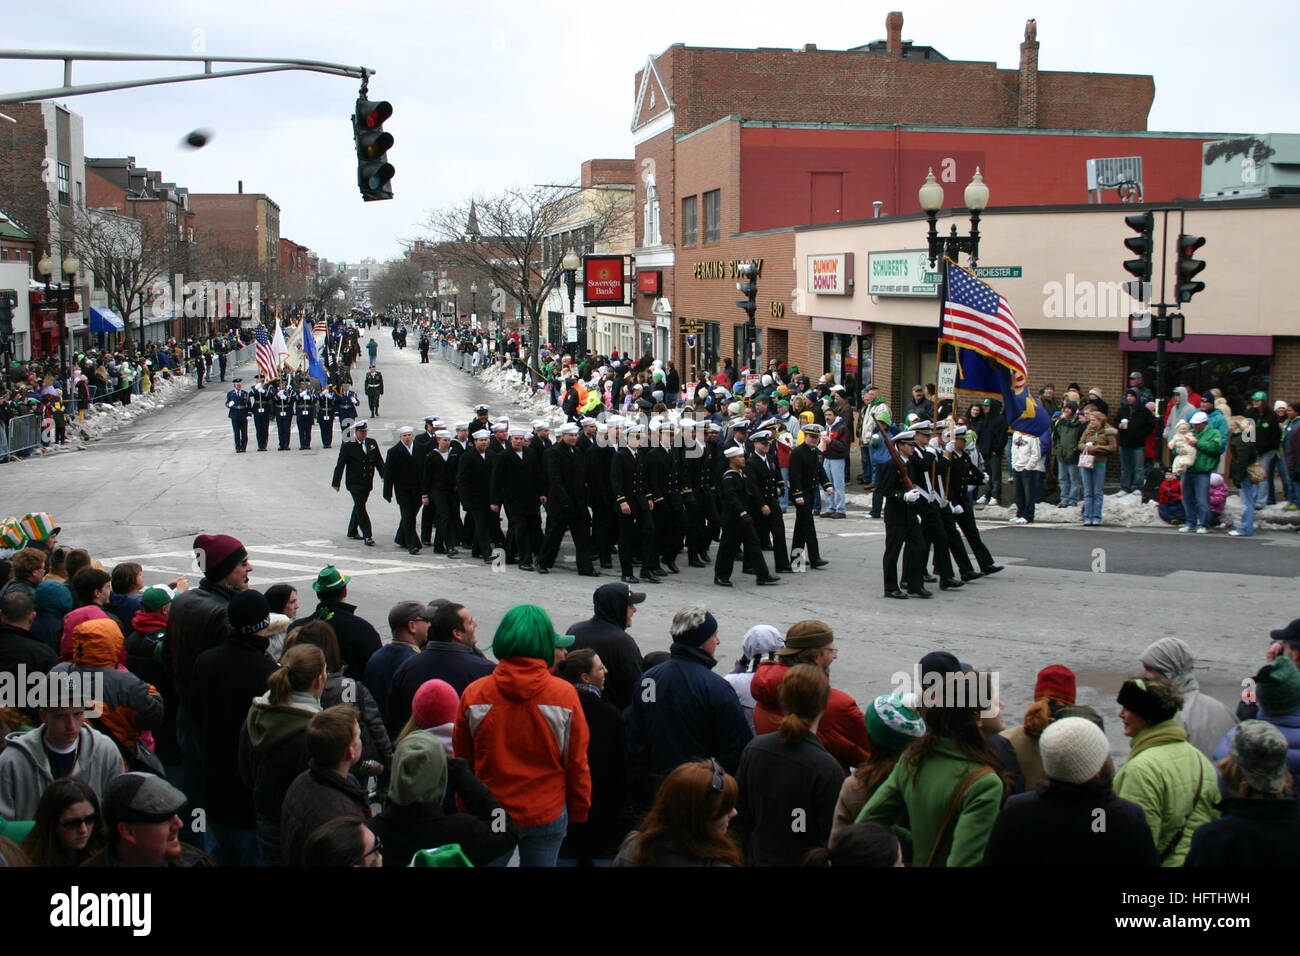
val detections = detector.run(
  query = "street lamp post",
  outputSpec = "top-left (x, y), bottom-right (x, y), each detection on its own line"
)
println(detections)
top-left (919, 167), bottom-right (990, 381)
top-left (562, 248), bottom-right (581, 356)
top-left (451, 285), bottom-right (459, 329)
top-left (37, 250), bottom-right (79, 397)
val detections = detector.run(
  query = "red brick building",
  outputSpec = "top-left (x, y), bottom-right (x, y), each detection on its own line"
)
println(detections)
top-left (629, 12), bottom-right (1231, 401)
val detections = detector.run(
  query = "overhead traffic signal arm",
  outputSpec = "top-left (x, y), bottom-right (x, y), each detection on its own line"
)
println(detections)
top-left (1176, 234), bottom-right (1207, 303)
top-left (353, 97), bottom-right (394, 201)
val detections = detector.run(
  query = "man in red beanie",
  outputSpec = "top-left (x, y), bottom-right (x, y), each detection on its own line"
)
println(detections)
top-left (164, 532), bottom-right (253, 843)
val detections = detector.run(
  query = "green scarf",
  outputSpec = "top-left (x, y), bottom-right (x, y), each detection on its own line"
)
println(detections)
top-left (1127, 718), bottom-right (1188, 762)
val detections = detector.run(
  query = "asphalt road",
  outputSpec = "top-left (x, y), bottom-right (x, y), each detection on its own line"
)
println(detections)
top-left (14, 336), bottom-right (1297, 761)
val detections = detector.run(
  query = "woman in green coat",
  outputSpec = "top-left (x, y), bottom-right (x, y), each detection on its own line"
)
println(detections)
top-left (1113, 675), bottom-right (1219, 867)
top-left (857, 663), bottom-right (1008, 866)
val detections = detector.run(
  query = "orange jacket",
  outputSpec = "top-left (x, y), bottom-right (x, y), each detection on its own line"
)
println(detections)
top-left (750, 660), bottom-right (869, 772)
top-left (453, 657), bottom-right (591, 827)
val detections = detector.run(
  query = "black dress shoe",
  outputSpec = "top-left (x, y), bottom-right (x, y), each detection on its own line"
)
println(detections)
top-left (701, 551), bottom-right (712, 561)
top-left (906, 587), bottom-right (933, 599)
top-left (756, 577), bottom-right (781, 586)
top-left (810, 559), bottom-right (830, 569)
top-left (409, 546), bottom-right (422, 555)
top-left (982, 564), bottom-right (1004, 575)
top-left (578, 569), bottom-right (601, 577)
top-left (663, 562), bottom-right (679, 574)
top-left (346, 533), bottom-right (362, 540)
top-left (600, 560), bottom-right (614, 570)
top-left (621, 574), bottom-right (640, 585)
top-left (641, 571), bottom-right (662, 584)
top-left (884, 589), bottom-right (908, 599)
top-left (939, 578), bottom-right (964, 590)
top-left (961, 571), bottom-right (984, 582)
top-left (364, 538), bottom-right (375, 546)
top-left (421, 540), bottom-right (433, 548)
top-left (922, 574), bottom-right (939, 583)
top-left (714, 577), bottom-right (733, 587)
top-left (688, 557), bottom-right (708, 568)
top-left (519, 563), bottom-right (534, 572)
top-left (446, 549), bottom-right (459, 558)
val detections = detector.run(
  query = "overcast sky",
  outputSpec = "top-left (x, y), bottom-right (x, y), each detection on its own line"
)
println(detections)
top-left (3, 0), bottom-right (1296, 264)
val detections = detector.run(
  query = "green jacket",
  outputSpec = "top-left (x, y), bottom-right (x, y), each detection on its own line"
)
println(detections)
top-left (856, 738), bottom-right (1005, 867)
top-left (1113, 719), bottom-right (1219, 867)
top-left (1188, 425), bottom-right (1224, 474)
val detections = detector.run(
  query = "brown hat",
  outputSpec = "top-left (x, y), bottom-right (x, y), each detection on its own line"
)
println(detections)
top-left (777, 619), bottom-right (834, 657)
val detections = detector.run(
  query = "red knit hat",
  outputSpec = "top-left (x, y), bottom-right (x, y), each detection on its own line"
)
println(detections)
top-left (194, 533), bottom-right (247, 583)
top-left (1035, 665), bottom-right (1076, 705)
top-left (412, 679), bottom-right (459, 728)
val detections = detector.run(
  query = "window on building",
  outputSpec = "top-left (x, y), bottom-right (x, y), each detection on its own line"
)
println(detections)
top-left (681, 196), bottom-right (698, 246)
top-left (704, 190), bottom-right (721, 244)
top-left (57, 163), bottom-right (70, 206)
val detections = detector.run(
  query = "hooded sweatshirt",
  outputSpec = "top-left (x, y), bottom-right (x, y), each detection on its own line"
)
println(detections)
top-left (453, 656), bottom-right (591, 827)
top-left (0, 724), bottom-right (124, 821)
top-left (565, 588), bottom-right (645, 713)
top-left (1164, 387), bottom-right (1198, 445)
top-left (239, 690), bottom-right (321, 861)
top-left (31, 579), bottom-right (73, 651)
top-left (1140, 638), bottom-right (1237, 758)
top-left (51, 618), bottom-right (164, 750)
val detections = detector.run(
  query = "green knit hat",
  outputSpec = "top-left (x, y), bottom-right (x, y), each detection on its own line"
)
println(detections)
top-left (865, 694), bottom-right (926, 751)
top-left (490, 604), bottom-right (573, 663)
top-left (1255, 657), bottom-right (1300, 716)
top-left (312, 565), bottom-right (349, 594)
top-left (388, 731), bottom-right (448, 807)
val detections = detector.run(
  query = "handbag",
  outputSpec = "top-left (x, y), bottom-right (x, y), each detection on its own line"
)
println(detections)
top-left (1246, 460), bottom-right (1267, 484)
top-left (926, 766), bottom-right (996, 867)
top-left (1077, 451), bottom-right (1096, 470)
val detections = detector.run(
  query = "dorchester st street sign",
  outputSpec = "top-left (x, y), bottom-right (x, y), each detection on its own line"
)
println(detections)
top-left (867, 249), bottom-right (1020, 297)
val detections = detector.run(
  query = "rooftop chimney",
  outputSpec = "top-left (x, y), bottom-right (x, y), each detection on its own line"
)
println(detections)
top-left (238, 180), bottom-right (243, 194)
top-left (886, 11), bottom-right (903, 55)
top-left (1018, 19), bottom-right (1039, 128)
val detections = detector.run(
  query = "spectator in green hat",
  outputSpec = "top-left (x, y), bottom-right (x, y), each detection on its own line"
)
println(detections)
top-left (291, 565), bottom-right (381, 679)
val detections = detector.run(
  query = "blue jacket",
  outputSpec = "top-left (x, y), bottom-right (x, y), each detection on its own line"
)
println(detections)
top-left (386, 640), bottom-right (495, 733)
top-left (626, 642), bottom-right (752, 777)
top-left (1213, 709), bottom-right (1300, 796)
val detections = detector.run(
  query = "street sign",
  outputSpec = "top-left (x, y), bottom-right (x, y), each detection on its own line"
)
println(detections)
top-left (922, 266), bottom-right (1022, 283)
top-left (938, 362), bottom-right (958, 399)
top-left (680, 321), bottom-right (705, 335)
top-left (686, 334), bottom-right (696, 347)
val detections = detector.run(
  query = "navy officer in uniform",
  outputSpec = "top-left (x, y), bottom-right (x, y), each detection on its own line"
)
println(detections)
top-left (332, 419), bottom-right (384, 546)
top-left (273, 377), bottom-right (295, 450)
top-left (225, 377), bottom-right (250, 453)
top-left (250, 374), bottom-right (272, 451)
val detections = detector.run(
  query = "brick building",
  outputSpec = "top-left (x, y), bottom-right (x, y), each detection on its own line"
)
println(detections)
top-left (628, 12), bottom-right (1234, 405)
top-left (188, 187), bottom-right (281, 277)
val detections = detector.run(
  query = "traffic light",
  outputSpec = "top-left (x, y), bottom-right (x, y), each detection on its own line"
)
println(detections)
top-left (735, 261), bottom-right (758, 318)
top-left (0, 297), bottom-right (13, 339)
top-left (1122, 212), bottom-right (1154, 292)
top-left (353, 97), bottom-right (394, 201)
top-left (1176, 234), bottom-right (1207, 303)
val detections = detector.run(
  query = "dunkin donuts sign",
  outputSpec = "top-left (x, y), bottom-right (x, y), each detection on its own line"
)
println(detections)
top-left (808, 253), bottom-right (854, 296)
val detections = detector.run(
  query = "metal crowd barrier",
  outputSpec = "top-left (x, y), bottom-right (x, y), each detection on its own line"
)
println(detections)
top-left (4, 413), bottom-right (40, 460)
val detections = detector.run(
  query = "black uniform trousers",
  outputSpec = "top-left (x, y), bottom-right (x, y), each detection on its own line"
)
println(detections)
top-left (757, 508), bottom-right (790, 572)
top-left (790, 502), bottom-right (822, 564)
top-left (318, 416), bottom-right (335, 449)
top-left (954, 496), bottom-right (996, 572)
top-left (393, 489), bottom-right (421, 549)
top-left (939, 506), bottom-right (976, 577)
top-left (276, 413), bottom-right (292, 449)
top-left (685, 495), bottom-right (710, 561)
top-left (505, 505), bottom-right (537, 564)
top-left (617, 508), bottom-right (656, 578)
top-left (918, 504), bottom-right (956, 580)
top-left (420, 498), bottom-right (437, 546)
top-left (428, 492), bottom-right (455, 552)
top-left (253, 412), bottom-right (270, 450)
top-left (230, 417), bottom-right (248, 452)
top-left (347, 486), bottom-right (375, 539)
top-left (883, 506), bottom-right (926, 593)
top-left (465, 505), bottom-right (493, 560)
top-left (538, 505), bottom-right (595, 572)
top-left (296, 415), bottom-right (313, 449)
top-left (715, 515), bottom-right (770, 583)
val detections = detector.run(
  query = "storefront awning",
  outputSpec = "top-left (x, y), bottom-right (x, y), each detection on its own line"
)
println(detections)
top-left (89, 307), bottom-right (125, 333)
top-left (811, 316), bottom-right (874, 336)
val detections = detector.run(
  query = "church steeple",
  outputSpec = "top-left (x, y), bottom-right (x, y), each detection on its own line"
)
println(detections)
top-left (464, 200), bottom-right (481, 241)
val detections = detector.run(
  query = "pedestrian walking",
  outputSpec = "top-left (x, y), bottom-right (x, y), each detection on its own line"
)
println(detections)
top-left (225, 378), bottom-right (250, 453)
top-left (332, 420), bottom-right (384, 546)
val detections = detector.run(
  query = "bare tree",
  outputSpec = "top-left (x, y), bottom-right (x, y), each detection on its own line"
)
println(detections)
top-left (369, 257), bottom-right (426, 316)
top-left (58, 200), bottom-right (172, 352)
top-left (418, 185), bottom-right (632, 370)
top-left (313, 272), bottom-right (350, 316)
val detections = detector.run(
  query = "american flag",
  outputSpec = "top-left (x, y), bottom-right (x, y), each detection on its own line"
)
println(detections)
top-left (255, 323), bottom-right (277, 381)
top-left (940, 260), bottom-right (1028, 390)
top-left (313, 318), bottom-right (327, 333)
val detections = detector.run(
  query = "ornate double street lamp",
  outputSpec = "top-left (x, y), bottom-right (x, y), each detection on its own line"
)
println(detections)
top-left (919, 166), bottom-right (990, 331)
top-left (561, 248), bottom-right (582, 355)
top-left (37, 250), bottom-right (80, 391)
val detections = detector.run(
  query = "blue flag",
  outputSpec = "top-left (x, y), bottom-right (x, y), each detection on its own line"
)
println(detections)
top-left (302, 323), bottom-right (327, 386)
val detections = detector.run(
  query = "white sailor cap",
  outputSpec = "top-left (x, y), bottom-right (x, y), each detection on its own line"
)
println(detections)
top-left (454, 422), bottom-right (469, 431)
top-left (557, 423), bottom-right (580, 435)
top-left (729, 418), bottom-right (751, 430)
top-left (723, 445), bottom-right (746, 458)
top-left (953, 425), bottom-right (968, 436)
top-left (596, 423), bottom-right (608, 434)
top-left (424, 414), bottom-right (440, 424)
top-left (531, 419), bottom-right (550, 430)
top-left (434, 429), bottom-right (452, 439)
top-left (624, 424), bottom-right (645, 436)
top-left (677, 419), bottom-right (697, 430)
top-left (508, 427), bottom-right (528, 438)
top-left (494, 415), bottom-right (510, 424)
top-left (580, 417), bottom-right (597, 427)
top-left (491, 422), bottom-right (509, 432)
top-left (911, 420), bottom-right (934, 431)
top-left (750, 430), bottom-right (773, 442)
top-left (704, 422), bottom-right (723, 433)
top-left (474, 404), bottom-right (490, 413)
top-left (398, 425), bottom-right (415, 435)
top-left (801, 423), bottom-right (825, 435)
top-left (894, 430), bottom-right (917, 443)
top-left (471, 429), bottom-right (490, 440)
top-left (605, 416), bottom-right (625, 427)
top-left (657, 419), bottom-right (675, 432)
top-left (353, 419), bottom-right (370, 430)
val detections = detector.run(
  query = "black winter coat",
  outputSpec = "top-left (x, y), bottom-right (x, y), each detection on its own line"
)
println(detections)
top-left (167, 578), bottom-right (240, 706)
top-left (292, 602), bottom-right (382, 680)
top-left (332, 438), bottom-right (384, 490)
top-left (980, 782), bottom-right (1158, 867)
top-left (545, 440), bottom-right (588, 511)
top-left (1185, 797), bottom-right (1300, 867)
top-left (732, 731), bottom-right (842, 867)
top-left (280, 763), bottom-right (370, 867)
top-left (977, 401), bottom-right (1007, 459)
top-left (383, 442), bottom-right (421, 497)
top-left (190, 634), bottom-right (278, 825)
top-left (0, 623), bottom-right (57, 723)
top-left (456, 448), bottom-right (491, 510)
top-left (386, 641), bottom-right (496, 731)
top-left (322, 672), bottom-right (393, 771)
top-left (491, 448), bottom-right (541, 511)
top-left (560, 688), bottom-right (630, 862)
top-left (369, 758), bottom-right (518, 867)
top-left (565, 591), bottom-right (645, 713)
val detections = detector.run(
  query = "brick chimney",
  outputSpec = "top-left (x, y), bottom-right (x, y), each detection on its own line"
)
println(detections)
top-left (1018, 18), bottom-right (1039, 128)
top-left (886, 11), bottom-right (903, 55)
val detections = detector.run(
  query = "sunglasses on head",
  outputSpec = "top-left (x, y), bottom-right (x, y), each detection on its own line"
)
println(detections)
top-left (710, 758), bottom-right (725, 793)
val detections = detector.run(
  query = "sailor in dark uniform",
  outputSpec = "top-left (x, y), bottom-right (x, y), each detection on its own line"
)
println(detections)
top-left (250, 374), bottom-right (272, 451)
top-left (879, 430), bottom-right (926, 598)
top-left (295, 383), bottom-right (317, 449)
top-left (413, 416), bottom-right (442, 547)
top-left (536, 423), bottom-right (599, 576)
top-left (384, 425), bottom-right (423, 554)
top-left (333, 384), bottom-right (360, 437)
top-left (273, 379), bottom-right (295, 450)
top-left (950, 426), bottom-right (1003, 578)
top-left (610, 423), bottom-right (659, 585)
top-left (907, 421), bottom-right (963, 591)
top-left (746, 429), bottom-right (790, 573)
top-left (713, 444), bottom-right (778, 587)
top-left (331, 419), bottom-right (384, 545)
top-left (787, 423), bottom-right (833, 570)
top-left (225, 378), bottom-right (250, 453)
top-left (421, 428), bottom-right (459, 557)
top-left (457, 429), bottom-right (495, 562)
top-left (469, 403), bottom-right (492, 437)
top-left (678, 420), bottom-right (709, 568)
top-left (491, 427), bottom-right (542, 571)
